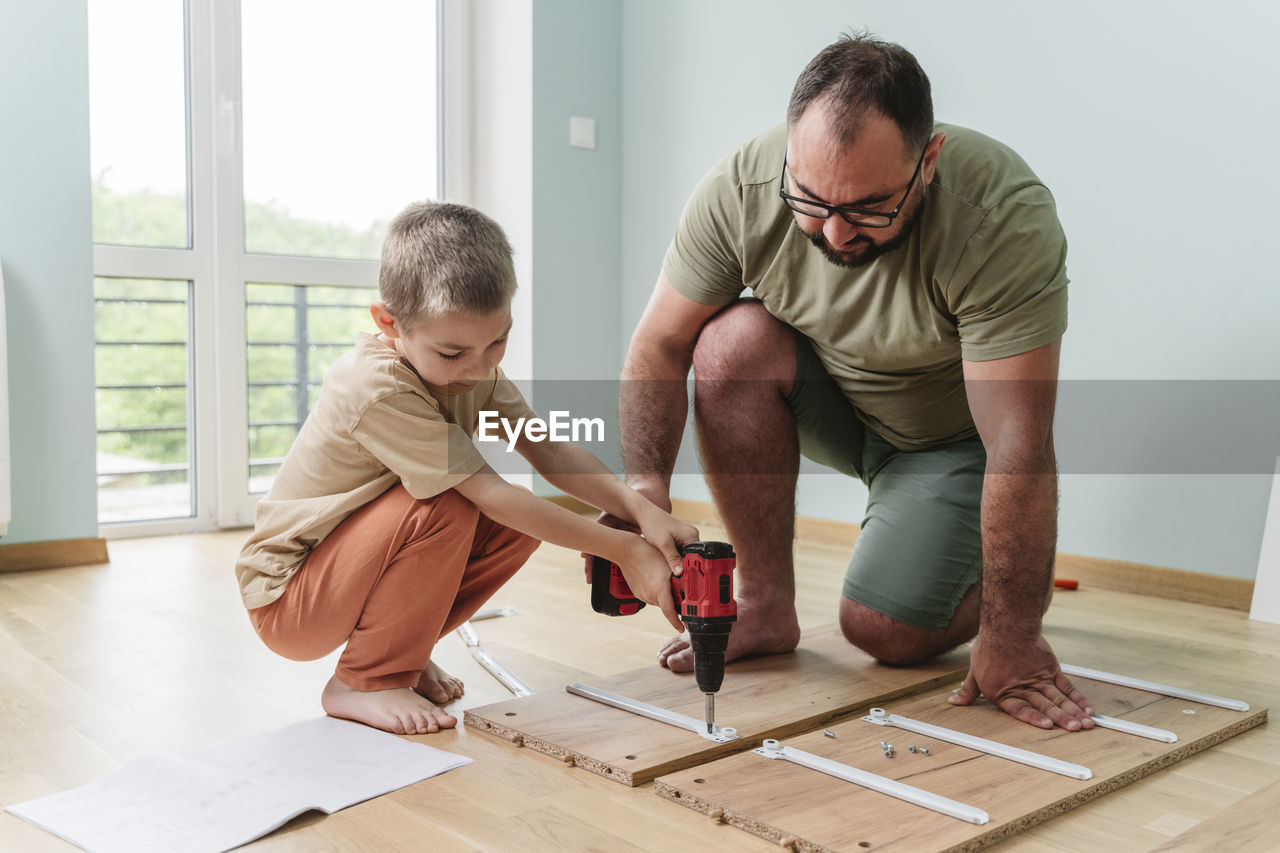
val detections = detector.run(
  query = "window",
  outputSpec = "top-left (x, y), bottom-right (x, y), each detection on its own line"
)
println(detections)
top-left (89, 0), bottom-right (453, 535)
top-left (245, 283), bottom-right (372, 491)
top-left (94, 277), bottom-right (192, 523)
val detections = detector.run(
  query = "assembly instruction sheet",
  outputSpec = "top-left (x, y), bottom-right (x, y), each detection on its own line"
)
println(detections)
top-left (5, 716), bottom-right (471, 853)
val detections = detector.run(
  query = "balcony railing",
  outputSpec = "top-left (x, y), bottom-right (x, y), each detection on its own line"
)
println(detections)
top-left (97, 281), bottom-right (371, 524)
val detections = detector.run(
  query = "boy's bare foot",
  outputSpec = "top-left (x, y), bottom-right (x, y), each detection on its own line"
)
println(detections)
top-left (414, 659), bottom-right (465, 704)
top-left (321, 675), bottom-right (458, 735)
top-left (658, 602), bottom-right (801, 672)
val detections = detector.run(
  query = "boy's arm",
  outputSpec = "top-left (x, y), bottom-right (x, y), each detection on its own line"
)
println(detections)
top-left (452, 465), bottom-right (684, 630)
top-left (513, 437), bottom-right (699, 572)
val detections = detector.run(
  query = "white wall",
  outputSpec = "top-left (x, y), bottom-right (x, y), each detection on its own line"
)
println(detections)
top-left (620, 0), bottom-right (1280, 578)
top-left (0, 0), bottom-right (99, 544)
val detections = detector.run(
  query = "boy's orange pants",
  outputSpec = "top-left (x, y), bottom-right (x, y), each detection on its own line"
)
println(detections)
top-left (249, 485), bottom-right (539, 691)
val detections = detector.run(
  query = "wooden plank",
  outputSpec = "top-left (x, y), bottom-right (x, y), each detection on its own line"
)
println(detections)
top-left (0, 538), bottom-right (109, 574)
top-left (655, 678), bottom-right (1268, 853)
top-left (464, 624), bottom-right (968, 786)
top-left (1150, 778), bottom-right (1280, 852)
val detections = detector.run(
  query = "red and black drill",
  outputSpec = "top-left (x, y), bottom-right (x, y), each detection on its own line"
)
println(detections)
top-left (591, 541), bottom-right (737, 733)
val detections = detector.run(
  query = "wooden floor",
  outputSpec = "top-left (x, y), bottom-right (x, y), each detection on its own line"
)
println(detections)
top-left (1, 521), bottom-right (1277, 852)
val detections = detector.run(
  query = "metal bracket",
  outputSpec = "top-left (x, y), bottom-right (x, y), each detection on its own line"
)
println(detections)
top-left (862, 708), bottom-right (1092, 780)
top-left (566, 683), bottom-right (739, 743)
top-left (456, 621), bottom-right (481, 648)
top-left (471, 605), bottom-right (519, 621)
top-left (456, 619), bottom-right (534, 697)
top-left (1062, 664), bottom-right (1250, 712)
top-left (1089, 714), bottom-right (1177, 743)
top-left (754, 739), bottom-right (989, 825)
top-left (472, 648), bottom-right (534, 697)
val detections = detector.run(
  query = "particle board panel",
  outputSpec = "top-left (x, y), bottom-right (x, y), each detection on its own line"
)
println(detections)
top-left (1150, 778), bottom-right (1280, 852)
top-left (463, 624), bottom-right (968, 786)
top-left (655, 678), bottom-right (1268, 853)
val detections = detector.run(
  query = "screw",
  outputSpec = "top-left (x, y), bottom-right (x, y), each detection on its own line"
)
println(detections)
top-left (879, 741), bottom-right (888, 749)
top-left (823, 730), bottom-right (836, 738)
top-left (920, 747), bottom-right (931, 756)
top-left (907, 745), bottom-right (916, 753)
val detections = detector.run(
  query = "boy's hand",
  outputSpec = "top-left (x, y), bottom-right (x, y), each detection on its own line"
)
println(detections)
top-left (616, 536), bottom-right (684, 631)
top-left (634, 503), bottom-right (700, 574)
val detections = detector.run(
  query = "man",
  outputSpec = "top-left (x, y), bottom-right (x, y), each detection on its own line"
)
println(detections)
top-left (614, 33), bottom-right (1095, 732)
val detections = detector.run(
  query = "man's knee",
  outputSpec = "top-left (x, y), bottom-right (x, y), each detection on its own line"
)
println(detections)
top-left (691, 300), bottom-right (795, 384)
top-left (838, 597), bottom-right (961, 666)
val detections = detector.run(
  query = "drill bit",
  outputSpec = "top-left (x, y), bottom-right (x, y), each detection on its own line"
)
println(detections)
top-left (705, 693), bottom-right (715, 733)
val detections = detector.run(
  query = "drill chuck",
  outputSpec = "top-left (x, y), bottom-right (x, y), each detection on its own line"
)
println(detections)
top-left (685, 616), bottom-right (733, 695)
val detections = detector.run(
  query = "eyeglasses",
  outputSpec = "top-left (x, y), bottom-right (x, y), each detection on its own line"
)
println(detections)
top-left (778, 144), bottom-right (928, 229)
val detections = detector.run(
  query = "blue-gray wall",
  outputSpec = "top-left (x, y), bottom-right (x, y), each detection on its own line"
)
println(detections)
top-left (533, 0), bottom-right (623, 382)
top-left (5, 0), bottom-right (1276, 580)
top-left (0, 1), bottom-right (99, 545)
top-left (618, 0), bottom-right (1280, 579)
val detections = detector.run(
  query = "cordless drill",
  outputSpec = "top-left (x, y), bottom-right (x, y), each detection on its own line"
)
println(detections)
top-left (590, 541), bottom-right (737, 733)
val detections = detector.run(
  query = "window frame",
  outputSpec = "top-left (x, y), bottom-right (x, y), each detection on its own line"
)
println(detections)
top-left (94, 0), bottom-right (462, 538)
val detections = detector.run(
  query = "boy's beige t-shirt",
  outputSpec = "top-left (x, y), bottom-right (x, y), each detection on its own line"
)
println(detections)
top-left (664, 122), bottom-right (1069, 451)
top-left (235, 332), bottom-right (536, 610)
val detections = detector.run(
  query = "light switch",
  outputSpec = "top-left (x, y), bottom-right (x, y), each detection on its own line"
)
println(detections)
top-left (569, 115), bottom-right (597, 149)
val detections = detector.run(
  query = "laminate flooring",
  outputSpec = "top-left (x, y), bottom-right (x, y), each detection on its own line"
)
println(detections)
top-left (2, 523), bottom-right (1277, 851)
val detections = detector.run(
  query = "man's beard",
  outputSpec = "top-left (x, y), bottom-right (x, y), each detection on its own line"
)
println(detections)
top-left (800, 189), bottom-right (925, 269)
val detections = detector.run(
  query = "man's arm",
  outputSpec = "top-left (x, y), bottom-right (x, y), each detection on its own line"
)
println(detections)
top-left (950, 338), bottom-right (1095, 731)
top-left (618, 270), bottom-right (724, 509)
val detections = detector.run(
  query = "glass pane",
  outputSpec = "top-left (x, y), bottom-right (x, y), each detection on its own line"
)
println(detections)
top-left (95, 278), bottom-right (193, 523)
top-left (241, 1), bottom-right (438, 259)
top-left (246, 284), bottom-right (376, 493)
top-left (88, 0), bottom-right (189, 248)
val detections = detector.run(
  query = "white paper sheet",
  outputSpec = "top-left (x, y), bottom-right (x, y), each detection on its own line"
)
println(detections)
top-left (5, 717), bottom-right (472, 853)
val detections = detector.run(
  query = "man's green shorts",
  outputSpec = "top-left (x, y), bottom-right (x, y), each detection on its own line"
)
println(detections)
top-left (787, 331), bottom-right (986, 631)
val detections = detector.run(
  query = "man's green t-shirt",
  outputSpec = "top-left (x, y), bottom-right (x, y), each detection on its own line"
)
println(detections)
top-left (663, 122), bottom-right (1068, 451)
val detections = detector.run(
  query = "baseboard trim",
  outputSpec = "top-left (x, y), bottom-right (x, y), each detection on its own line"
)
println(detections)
top-left (667, 497), bottom-right (1255, 612)
top-left (545, 494), bottom-right (596, 515)
top-left (0, 537), bottom-right (111, 573)
top-left (1051, 553), bottom-right (1253, 612)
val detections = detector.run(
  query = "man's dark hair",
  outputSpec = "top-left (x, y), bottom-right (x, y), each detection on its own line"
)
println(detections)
top-left (786, 32), bottom-right (934, 154)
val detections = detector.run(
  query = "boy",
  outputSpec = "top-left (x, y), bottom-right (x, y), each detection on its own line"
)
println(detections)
top-left (236, 201), bottom-right (697, 736)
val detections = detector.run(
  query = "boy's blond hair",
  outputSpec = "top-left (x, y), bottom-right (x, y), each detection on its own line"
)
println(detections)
top-left (379, 201), bottom-right (516, 332)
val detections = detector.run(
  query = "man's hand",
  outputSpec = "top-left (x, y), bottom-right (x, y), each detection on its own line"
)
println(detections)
top-left (950, 631), bottom-right (1094, 731)
top-left (582, 511), bottom-right (637, 582)
top-left (581, 477), bottom-right (674, 581)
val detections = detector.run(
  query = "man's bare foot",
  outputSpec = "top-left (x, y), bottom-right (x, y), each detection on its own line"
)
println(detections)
top-left (658, 602), bottom-right (801, 672)
top-left (321, 675), bottom-right (458, 735)
top-left (414, 660), bottom-right (465, 704)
